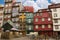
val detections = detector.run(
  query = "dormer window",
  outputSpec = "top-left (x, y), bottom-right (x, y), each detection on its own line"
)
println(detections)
top-left (29, 25), bottom-right (31, 30)
top-left (9, 4), bottom-right (12, 7)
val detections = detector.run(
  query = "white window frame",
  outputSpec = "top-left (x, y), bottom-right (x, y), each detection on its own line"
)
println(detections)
top-left (35, 18), bottom-right (38, 22)
top-left (48, 18), bottom-right (51, 21)
top-left (48, 25), bottom-right (51, 28)
top-left (28, 19), bottom-right (31, 23)
top-left (42, 25), bottom-right (45, 28)
top-left (29, 25), bottom-right (32, 30)
top-left (55, 25), bottom-right (59, 29)
top-left (54, 13), bottom-right (57, 17)
top-left (42, 18), bottom-right (45, 21)
top-left (5, 4), bottom-right (8, 7)
top-left (35, 25), bottom-right (38, 29)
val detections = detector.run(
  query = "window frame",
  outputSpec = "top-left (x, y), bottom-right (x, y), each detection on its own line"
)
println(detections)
top-left (54, 19), bottom-right (58, 23)
top-left (35, 18), bottom-right (38, 22)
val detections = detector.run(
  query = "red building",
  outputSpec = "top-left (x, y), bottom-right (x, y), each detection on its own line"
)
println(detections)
top-left (24, 6), bottom-right (34, 12)
top-left (33, 9), bottom-right (53, 37)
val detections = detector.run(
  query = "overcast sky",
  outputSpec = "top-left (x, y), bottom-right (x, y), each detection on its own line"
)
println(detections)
top-left (0, 0), bottom-right (60, 12)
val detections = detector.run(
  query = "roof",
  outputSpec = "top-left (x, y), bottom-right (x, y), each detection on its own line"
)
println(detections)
top-left (49, 3), bottom-right (60, 9)
top-left (35, 9), bottom-right (51, 13)
top-left (2, 22), bottom-right (13, 31)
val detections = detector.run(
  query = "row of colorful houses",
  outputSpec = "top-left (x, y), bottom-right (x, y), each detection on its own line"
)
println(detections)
top-left (0, 0), bottom-right (60, 37)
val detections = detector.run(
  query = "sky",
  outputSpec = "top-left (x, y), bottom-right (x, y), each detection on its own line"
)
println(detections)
top-left (0, 0), bottom-right (60, 12)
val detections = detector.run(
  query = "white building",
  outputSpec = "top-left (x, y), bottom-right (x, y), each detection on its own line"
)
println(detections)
top-left (49, 3), bottom-right (60, 31)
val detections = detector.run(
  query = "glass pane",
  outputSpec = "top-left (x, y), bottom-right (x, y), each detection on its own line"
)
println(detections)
top-left (35, 18), bottom-right (38, 22)
top-left (35, 25), bottom-right (38, 29)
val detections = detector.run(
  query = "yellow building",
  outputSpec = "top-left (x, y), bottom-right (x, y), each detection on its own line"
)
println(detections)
top-left (19, 12), bottom-right (26, 36)
top-left (19, 13), bottom-right (26, 22)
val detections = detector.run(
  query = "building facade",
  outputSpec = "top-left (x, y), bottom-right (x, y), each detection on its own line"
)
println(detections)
top-left (19, 12), bottom-right (26, 36)
top-left (4, 0), bottom-right (13, 24)
top-left (0, 6), bottom-right (4, 28)
top-left (25, 12), bottom-right (34, 34)
top-left (49, 3), bottom-right (60, 36)
top-left (12, 2), bottom-right (20, 29)
top-left (34, 9), bottom-right (53, 37)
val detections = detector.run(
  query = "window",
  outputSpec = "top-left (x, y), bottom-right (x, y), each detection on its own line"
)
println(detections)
top-left (12, 18), bottom-right (18, 22)
top-left (8, 15), bottom-right (11, 18)
top-left (42, 25), bottom-right (45, 28)
top-left (16, 23), bottom-right (19, 27)
top-left (12, 19), bottom-right (15, 22)
top-left (54, 13), bottom-right (57, 17)
top-left (55, 25), bottom-right (59, 29)
top-left (5, 9), bottom-right (8, 13)
top-left (4, 15), bottom-right (8, 18)
top-left (9, 4), bottom-right (12, 6)
top-left (35, 18), bottom-right (38, 22)
top-left (54, 19), bottom-right (58, 23)
top-left (35, 25), bottom-right (38, 29)
top-left (48, 18), bottom-right (51, 21)
top-left (8, 9), bottom-right (11, 13)
top-left (53, 9), bottom-right (57, 12)
top-left (12, 13), bottom-right (17, 17)
top-left (27, 14), bottom-right (30, 16)
top-left (48, 25), bottom-right (51, 28)
top-left (42, 18), bottom-right (45, 21)
top-left (12, 8), bottom-right (18, 13)
top-left (28, 19), bottom-right (31, 23)
top-left (29, 25), bottom-right (31, 30)
top-left (15, 3), bottom-right (19, 6)
top-left (16, 18), bottom-right (19, 21)
top-left (5, 4), bottom-right (8, 7)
